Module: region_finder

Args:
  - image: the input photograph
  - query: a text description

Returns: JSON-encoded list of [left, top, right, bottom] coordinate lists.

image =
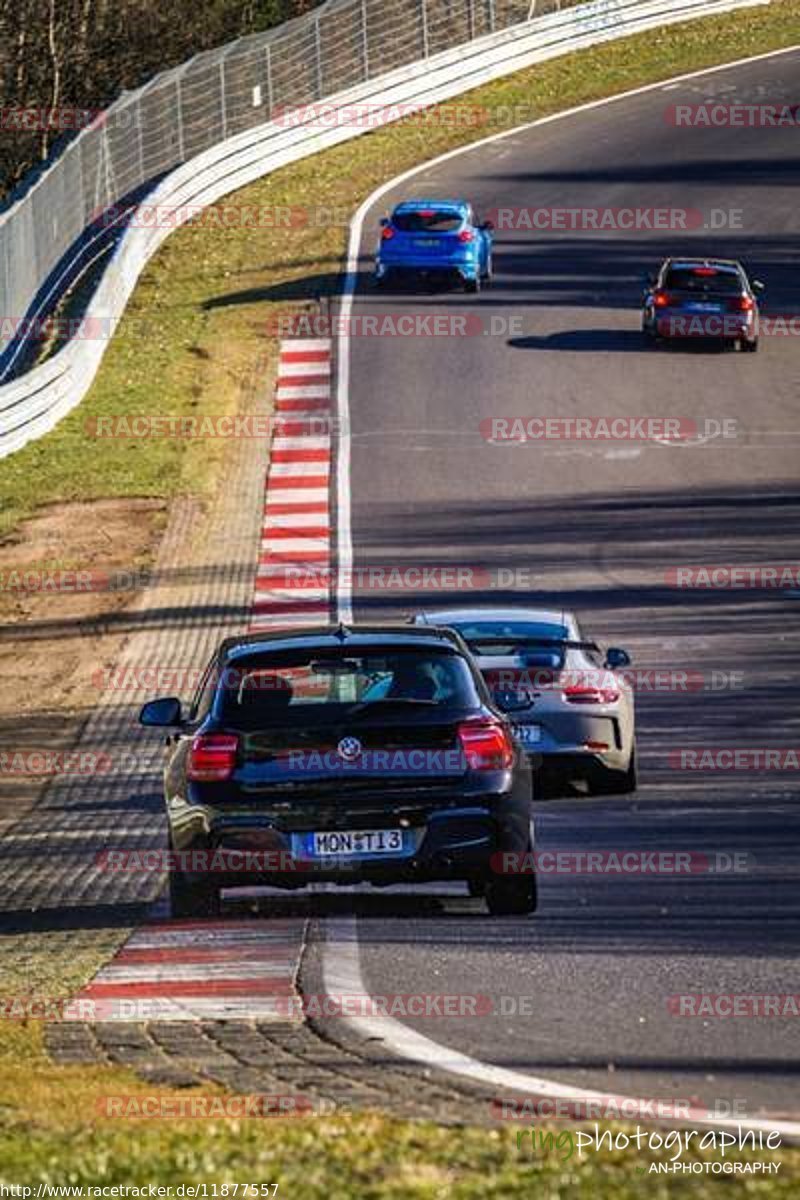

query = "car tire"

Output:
[[741, 337, 759, 353], [169, 870, 220, 919], [466, 878, 486, 898], [481, 254, 493, 284], [591, 746, 638, 796], [485, 870, 537, 916], [464, 276, 480, 294]]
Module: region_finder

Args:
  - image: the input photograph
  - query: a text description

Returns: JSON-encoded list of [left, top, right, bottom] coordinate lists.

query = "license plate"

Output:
[[414, 238, 438, 246], [308, 829, 404, 857], [514, 725, 541, 746], [686, 302, 720, 312]]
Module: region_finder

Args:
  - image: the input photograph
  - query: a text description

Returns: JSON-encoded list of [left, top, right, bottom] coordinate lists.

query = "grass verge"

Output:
[[0, 1020, 797, 1198]]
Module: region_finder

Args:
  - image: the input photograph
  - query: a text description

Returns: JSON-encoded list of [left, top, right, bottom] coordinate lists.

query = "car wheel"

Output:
[[481, 254, 493, 284], [466, 878, 486, 898], [464, 276, 480, 294], [740, 337, 759, 353], [373, 271, 389, 289], [169, 870, 220, 919], [485, 870, 537, 916], [591, 746, 638, 796]]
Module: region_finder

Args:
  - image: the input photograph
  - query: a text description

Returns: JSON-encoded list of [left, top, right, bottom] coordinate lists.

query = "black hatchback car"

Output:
[[140, 625, 536, 917], [642, 257, 764, 351]]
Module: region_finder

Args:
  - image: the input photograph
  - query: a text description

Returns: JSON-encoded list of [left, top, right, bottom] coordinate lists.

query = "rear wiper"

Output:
[[346, 698, 439, 716]]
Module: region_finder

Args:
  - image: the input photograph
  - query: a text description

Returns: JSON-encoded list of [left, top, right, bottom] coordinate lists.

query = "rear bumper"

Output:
[[376, 256, 478, 280], [168, 777, 532, 887], [533, 748, 625, 777]]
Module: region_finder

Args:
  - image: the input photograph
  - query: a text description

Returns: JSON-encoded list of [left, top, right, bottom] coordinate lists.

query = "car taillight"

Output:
[[457, 229, 474, 243], [693, 267, 717, 276], [187, 733, 239, 781], [563, 686, 620, 705], [653, 290, 671, 308], [458, 718, 514, 770], [728, 295, 754, 312], [381, 226, 395, 240]]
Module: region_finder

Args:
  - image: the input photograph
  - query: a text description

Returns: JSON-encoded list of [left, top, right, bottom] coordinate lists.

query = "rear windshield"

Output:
[[664, 267, 743, 294], [392, 210, 462, 233], [214, 646, 479, 728], [449, 621, 569, 667]]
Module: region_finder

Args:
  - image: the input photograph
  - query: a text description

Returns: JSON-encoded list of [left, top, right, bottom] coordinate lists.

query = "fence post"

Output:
[[361, 0, 370, 80], [315, 15, 323, 97], [265, 44, 273, 117], [176, 78, 185, 162], [468, 0, 475, 40], [488, 0, 495, 33], [220, 61, 228, 140], [421, 0, 429, 56]]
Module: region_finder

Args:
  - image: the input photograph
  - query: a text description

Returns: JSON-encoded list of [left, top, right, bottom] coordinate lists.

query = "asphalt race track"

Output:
[[330, 49, 800, 1120]]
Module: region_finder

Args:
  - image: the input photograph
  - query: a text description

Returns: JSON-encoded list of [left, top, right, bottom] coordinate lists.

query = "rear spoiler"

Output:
[[462, 636, 601, 655]]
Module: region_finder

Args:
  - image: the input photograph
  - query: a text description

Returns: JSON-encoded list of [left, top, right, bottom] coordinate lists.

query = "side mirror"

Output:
[[751, 279, 765, 294], [139, 696, 183, 727], [379, 217, 389, 227], [604, 647, 631, 670], [480, 220, 494, 232]]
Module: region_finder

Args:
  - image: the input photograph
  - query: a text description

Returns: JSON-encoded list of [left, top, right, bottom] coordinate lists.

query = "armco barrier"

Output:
[[0, 0, 770, 458]]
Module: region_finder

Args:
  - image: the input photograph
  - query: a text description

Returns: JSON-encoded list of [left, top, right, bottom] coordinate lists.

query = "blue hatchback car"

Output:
[[375, 198, 493, 293]]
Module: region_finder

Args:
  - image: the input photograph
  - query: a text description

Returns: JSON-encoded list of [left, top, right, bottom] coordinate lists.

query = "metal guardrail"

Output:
[[0, 0, 769, 457]]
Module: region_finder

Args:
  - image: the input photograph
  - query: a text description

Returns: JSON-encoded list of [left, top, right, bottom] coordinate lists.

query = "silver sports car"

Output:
[[413, 607, 637, 795]]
